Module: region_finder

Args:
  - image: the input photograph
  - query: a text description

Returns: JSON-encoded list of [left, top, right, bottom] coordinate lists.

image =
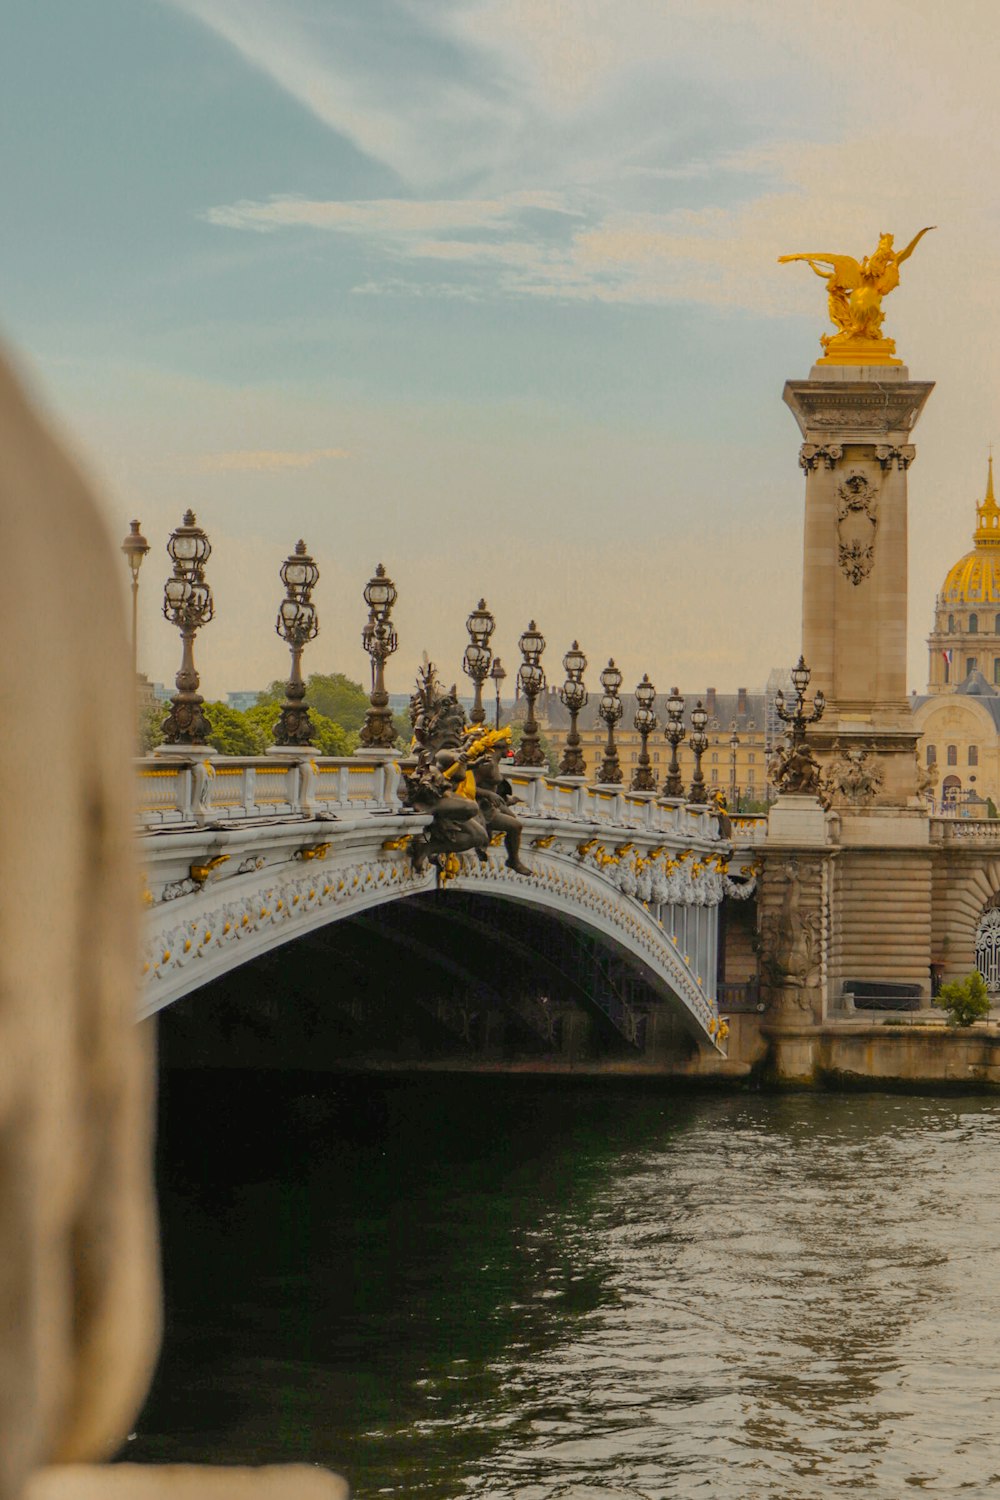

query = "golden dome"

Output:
[[940, 457, 1000, 604]]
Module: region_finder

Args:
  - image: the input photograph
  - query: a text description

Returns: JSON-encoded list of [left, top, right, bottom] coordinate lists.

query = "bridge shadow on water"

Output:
[[157, 890, 703, 1075], [127, 1064, 719, 1495]]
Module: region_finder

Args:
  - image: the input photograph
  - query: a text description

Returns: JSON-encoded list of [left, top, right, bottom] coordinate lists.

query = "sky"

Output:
[[5, 0, 1000, 700]]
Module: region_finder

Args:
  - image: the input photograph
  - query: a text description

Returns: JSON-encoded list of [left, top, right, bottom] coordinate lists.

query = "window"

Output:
[[747, 769, 755, 784], [967, 657, 978, 677], [653, 751, 659, 763], [748, 753, 756, 764], [995, 614, 1000, 634], [970, 614, 979, 634], [948, 613, 955, 632], [947, 745, 958, 766], [944, 658, 950, 684], [926, 744, 937, 765], [994, 658, 1000, 685], [969, 745, 979, 766], [711, 753, 718, 764]]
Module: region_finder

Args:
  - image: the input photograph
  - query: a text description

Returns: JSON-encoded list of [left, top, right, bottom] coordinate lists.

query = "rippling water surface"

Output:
[[131, 1075, 1000, 1496]]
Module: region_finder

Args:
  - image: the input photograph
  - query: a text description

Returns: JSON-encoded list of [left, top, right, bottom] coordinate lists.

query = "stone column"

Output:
[[783, 365, 933, 804]]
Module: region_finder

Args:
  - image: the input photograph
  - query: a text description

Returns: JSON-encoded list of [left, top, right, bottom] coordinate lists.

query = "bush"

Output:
[[934, 970, 991, 1027]]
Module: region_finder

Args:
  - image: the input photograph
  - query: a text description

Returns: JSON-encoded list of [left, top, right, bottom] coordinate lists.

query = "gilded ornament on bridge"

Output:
[[404, 660, 531, 878], [778, 226, 934, 366], [836, 470, 879, 585]]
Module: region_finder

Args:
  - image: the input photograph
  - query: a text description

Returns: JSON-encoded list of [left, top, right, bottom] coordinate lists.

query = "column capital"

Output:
[[875, 443, 916, 471], [799, 442, 843, 472]]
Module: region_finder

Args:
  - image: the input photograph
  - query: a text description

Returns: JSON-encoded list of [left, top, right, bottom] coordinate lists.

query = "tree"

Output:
[[934, 970, 991, 1027], [256, 673, 371, 733], [242, 700, 358, 757], [202, 701, 259, 757], [137, 703, 164, 755]]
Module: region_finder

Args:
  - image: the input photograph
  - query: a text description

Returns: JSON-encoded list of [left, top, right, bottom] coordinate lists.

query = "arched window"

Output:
[[926, 744, 937, 766], [948, 614, 955, 633], [969, 745, 979, 766], [947, 745, 958, 766], [970, 614, 979, 634], [942, 774, 962, 802]]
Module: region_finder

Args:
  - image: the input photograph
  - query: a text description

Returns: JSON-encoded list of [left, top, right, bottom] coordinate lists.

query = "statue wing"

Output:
[[894, 225, 936, 265], [778, 253, 863, 287]]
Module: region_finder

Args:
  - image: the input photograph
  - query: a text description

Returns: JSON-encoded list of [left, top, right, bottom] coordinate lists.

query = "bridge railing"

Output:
[[931, 817, 1000, 846], [135, 755, 725, 842], [135, 754, 402, 827]]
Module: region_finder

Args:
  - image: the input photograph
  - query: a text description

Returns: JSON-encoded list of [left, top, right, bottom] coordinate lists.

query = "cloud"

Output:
[[194, 447, 349, 472], [203, 189, 577, 234]]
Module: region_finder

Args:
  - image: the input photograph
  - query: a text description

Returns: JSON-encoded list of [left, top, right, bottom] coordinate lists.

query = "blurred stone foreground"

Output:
[[0, 348, 347, 1500]]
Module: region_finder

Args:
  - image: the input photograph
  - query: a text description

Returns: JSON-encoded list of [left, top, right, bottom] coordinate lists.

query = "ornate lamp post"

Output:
[[729, 726, 740, 810], [121, 519, 150, 678], [161, 509, 214, 746], [662, 687, 686, 798], [774, 654, 826, 747], [597, 659, 624, 784], [558, 641, 588, 777], [273, 540, 319, 747], [490, 657, 506, 730], [688, 699, 710, 804], [463, 598, 495, 724], [359, 563, 399, 750], [631, 674, 659, 791], [514, 621, 546, 766]]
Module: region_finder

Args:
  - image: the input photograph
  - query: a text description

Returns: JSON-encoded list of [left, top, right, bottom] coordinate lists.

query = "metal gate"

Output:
[[975, 907, 1000, 991]]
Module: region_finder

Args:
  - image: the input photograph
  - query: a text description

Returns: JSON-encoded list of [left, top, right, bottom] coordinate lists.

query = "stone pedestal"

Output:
[[783, 364, 933, 804]]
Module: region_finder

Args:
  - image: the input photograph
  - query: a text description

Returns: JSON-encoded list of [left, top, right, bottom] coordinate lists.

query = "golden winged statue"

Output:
[[779, 226, 935, 365]]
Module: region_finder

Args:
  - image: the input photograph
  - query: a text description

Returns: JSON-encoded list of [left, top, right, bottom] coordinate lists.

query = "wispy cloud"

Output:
[[203, 189, 577, 234], [194, 446, 349, 472]]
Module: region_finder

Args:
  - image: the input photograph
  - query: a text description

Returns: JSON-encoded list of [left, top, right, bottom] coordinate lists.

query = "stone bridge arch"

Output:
[[142, 831, 727, 1052]]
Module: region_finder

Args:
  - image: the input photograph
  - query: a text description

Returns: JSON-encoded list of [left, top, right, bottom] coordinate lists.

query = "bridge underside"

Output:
[[157, 892, 717, 1076]]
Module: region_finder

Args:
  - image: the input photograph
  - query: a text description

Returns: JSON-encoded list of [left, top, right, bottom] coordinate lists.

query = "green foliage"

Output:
[[137, 703, 164, 754], [203, 701, 260, 757], [256, 672, 370, 733], [988, 797, 999, 821], [934, 970, 991, 1027]]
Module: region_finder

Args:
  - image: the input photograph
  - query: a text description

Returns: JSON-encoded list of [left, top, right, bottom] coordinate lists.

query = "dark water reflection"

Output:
[[131, 1076, 1000, 1497]]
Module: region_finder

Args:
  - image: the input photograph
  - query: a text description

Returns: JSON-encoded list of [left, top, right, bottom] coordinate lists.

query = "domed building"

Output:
[[926, 456, 1000, 693], [912, 458, 1000, 812]]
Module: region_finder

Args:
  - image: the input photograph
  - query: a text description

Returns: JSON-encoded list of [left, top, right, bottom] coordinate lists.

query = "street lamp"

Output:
[[597, 659, 624, 785], [662, 687, 686, 798], [273, 540, 320, 747], [729, 725, 740, 811], [558, 641, 588, 777], [121, 519, 150, 678], [359, 563, 399, 750], [632, 674, 658, 791], [490, 657, 507, 729], [463, 598, 495, 724], [514, 620, 546, 767], [688, 699, 709, 804], [161, 509, 214, 746], [774, 654, 826, 747]]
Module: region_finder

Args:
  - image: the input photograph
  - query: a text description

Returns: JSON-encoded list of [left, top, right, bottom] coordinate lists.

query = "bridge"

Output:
[[137, 752, 761, 1058]]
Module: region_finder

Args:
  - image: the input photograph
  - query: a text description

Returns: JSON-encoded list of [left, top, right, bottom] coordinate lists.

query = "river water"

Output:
[[130, 1074, 1000, 1497]]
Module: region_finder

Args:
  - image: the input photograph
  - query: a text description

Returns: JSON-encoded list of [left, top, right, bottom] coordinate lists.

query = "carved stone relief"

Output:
[[836, 469, 880, 585], [799, 442, 843, 472]]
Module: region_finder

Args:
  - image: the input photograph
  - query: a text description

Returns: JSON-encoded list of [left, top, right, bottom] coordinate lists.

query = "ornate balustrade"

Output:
[[931, 818, 1000, 846], [134, 756, 722, 840]]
